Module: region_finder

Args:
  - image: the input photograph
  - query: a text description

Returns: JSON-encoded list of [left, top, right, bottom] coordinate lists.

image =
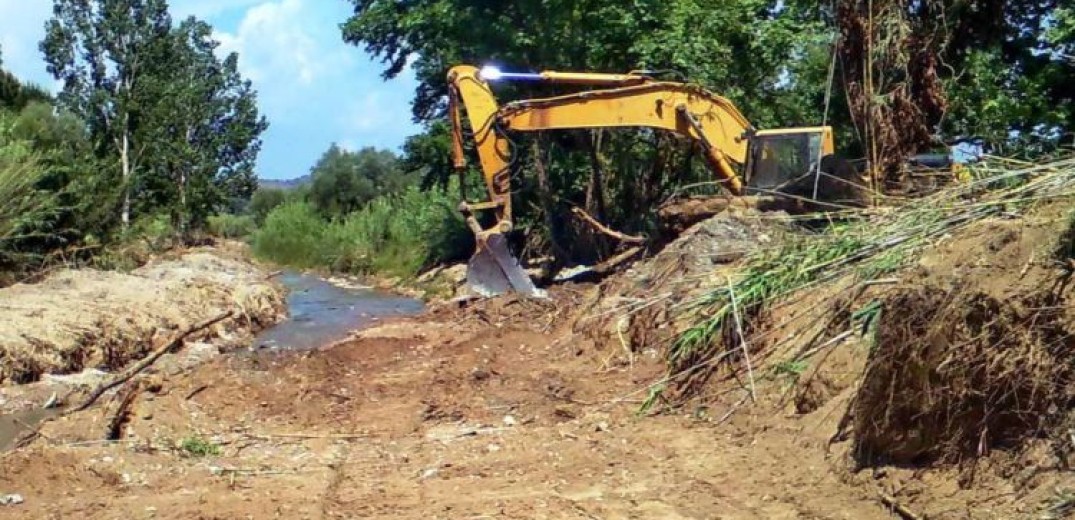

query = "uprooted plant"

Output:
[[847, 287, 1072, 465], [652, 155, 1075, 410]]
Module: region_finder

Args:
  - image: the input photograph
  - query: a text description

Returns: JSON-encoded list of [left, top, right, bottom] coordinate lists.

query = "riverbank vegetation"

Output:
[[0, 0, 266, 285], [248, 144, 471, 279]]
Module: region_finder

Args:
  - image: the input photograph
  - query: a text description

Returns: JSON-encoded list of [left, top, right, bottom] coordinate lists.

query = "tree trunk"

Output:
[[120, 127, 131, 229], [533, 138, 567, 278], [585, 131, 608, 223], [585, 131, 610, 257]]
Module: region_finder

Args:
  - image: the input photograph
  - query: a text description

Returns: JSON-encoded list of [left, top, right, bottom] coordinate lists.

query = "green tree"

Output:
[[140, 17, 267, 231], [250, 188, 287, 225], [42, 0, 174, 229], [41, 1, 266, 233], [308, 144, 408, 218], [0, 46, 52, 111]]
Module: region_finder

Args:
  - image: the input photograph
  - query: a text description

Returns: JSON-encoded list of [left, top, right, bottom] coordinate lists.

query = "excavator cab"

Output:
[[745, 127, 834, 193]]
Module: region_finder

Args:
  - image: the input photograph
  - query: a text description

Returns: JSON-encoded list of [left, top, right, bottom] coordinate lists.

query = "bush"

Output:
[[249, 188, 286, 225], [251, 201, 328, 268], [207, 213, 256, 239], [327, 186, 472, 278], [251, 186, 472, 279]]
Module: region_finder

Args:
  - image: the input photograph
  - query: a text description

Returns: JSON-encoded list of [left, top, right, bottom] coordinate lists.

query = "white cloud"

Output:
[[0, 0, 421, 179], [212, 0, 327, 88], [0, 0, 55, 86], [170, 0, 265, 21]]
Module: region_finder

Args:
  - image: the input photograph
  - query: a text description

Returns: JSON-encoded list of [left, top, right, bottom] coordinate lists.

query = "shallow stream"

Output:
[[253, 270, 425, 351]]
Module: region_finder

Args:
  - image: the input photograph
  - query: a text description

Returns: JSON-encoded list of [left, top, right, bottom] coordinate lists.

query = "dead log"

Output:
[[105, 380, 141, 440], [67, 311, 233, 415]]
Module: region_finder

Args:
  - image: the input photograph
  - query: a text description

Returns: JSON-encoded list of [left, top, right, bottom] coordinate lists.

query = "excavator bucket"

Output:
[[466, 233, 546, 298]]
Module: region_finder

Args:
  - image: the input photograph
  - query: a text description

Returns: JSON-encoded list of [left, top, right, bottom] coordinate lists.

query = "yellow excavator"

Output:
[[447, 64, 865, 297]]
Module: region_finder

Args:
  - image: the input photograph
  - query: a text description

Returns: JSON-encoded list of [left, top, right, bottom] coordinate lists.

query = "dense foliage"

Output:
[[308, 144, 413, 219], [342, 0, 1075, 268], [0, 1, 268, 279], [41, 0, 267, 232], [252, 185, 470, 278]]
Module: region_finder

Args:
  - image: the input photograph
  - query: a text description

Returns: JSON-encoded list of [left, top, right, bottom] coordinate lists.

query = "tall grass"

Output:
[[0, 118, 55, 265], [252, 186, 471, 279]]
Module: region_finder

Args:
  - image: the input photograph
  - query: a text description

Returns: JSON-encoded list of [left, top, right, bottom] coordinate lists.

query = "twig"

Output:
[[185, 384, 211, 401], [879, 492, 924, 520], [67, 311, 233, 415], [248, 433, 368, 441], [571, 207, 646, 244], [592, 246, 644, 275], [716, 391, 751, 425], [726, 276, 757, 403], [795, 329, 856, 362]]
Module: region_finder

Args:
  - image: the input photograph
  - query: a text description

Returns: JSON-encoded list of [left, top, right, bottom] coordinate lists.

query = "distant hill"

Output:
[[258, 175, 310, 191]]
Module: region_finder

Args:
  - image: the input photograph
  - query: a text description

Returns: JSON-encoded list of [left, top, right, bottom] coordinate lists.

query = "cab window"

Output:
[[747, 133, 823, 190]]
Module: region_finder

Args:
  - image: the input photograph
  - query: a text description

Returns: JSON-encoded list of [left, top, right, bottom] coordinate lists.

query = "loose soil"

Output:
[[2, 205, 1074, 519]]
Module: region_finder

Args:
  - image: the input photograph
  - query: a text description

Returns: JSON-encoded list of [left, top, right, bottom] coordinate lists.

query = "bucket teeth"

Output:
[[466, 233, 546, 298]]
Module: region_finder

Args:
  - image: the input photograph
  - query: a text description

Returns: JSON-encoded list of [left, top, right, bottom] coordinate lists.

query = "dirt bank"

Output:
[[0, 246, 286, 393]]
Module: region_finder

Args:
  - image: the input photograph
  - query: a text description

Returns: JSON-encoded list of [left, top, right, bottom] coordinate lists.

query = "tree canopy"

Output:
[[42, 0, 267, 231]]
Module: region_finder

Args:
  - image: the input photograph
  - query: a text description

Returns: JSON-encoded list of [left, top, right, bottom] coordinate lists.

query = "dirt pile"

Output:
[[853, 286, 1072, 465], [0, 250, 285, 386], [836, 201, 1075, 467], [574, 207, 794, 355]]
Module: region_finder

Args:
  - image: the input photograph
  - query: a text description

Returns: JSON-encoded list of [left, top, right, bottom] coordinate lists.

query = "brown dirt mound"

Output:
[[575, 208, 794, 357], [0, 250, 285, 386], [850, 284, 1073, 465]]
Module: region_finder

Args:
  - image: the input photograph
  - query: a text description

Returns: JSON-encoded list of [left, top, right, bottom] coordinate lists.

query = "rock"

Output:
[[503, 415, 517, 427], [595, 421, 610, 432], [0, 494, 23, 506]]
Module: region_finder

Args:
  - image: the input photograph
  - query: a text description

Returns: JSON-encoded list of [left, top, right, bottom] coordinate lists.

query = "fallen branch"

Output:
[[248, 433, 368, 441], [592, 246, 644, 275], [879, 492, 924, 520], [571, 207, 646, 244], [67, 311, 233, 415], [105, 381, 141, 440], [185, 384, 211, 401]]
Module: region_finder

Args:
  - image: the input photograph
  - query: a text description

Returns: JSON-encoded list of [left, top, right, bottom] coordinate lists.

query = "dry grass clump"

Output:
[[850, 286, 1072, 465]]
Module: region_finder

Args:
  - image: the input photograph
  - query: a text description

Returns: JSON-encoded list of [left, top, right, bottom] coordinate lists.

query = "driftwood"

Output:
[[67, 311, 234, 415], [592, 247, 644, 276], [106, 381, 141, 440], [657, 196, 781, 235], [879, 492, 924, 520], [571, 207, 646, 244]]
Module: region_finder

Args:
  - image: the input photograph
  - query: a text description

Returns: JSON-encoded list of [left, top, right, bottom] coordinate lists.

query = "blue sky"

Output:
[[0, 0, 422, 180]]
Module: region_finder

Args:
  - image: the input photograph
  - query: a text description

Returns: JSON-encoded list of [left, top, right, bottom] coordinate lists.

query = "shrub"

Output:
[[328, 185, 472, 278], [251, 186, 471, 279], [251, 201, 328, 268], [207, 213, 256, 239]]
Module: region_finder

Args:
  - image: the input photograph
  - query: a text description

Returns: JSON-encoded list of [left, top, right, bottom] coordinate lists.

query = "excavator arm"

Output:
[[448, 65, 755, 222]]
